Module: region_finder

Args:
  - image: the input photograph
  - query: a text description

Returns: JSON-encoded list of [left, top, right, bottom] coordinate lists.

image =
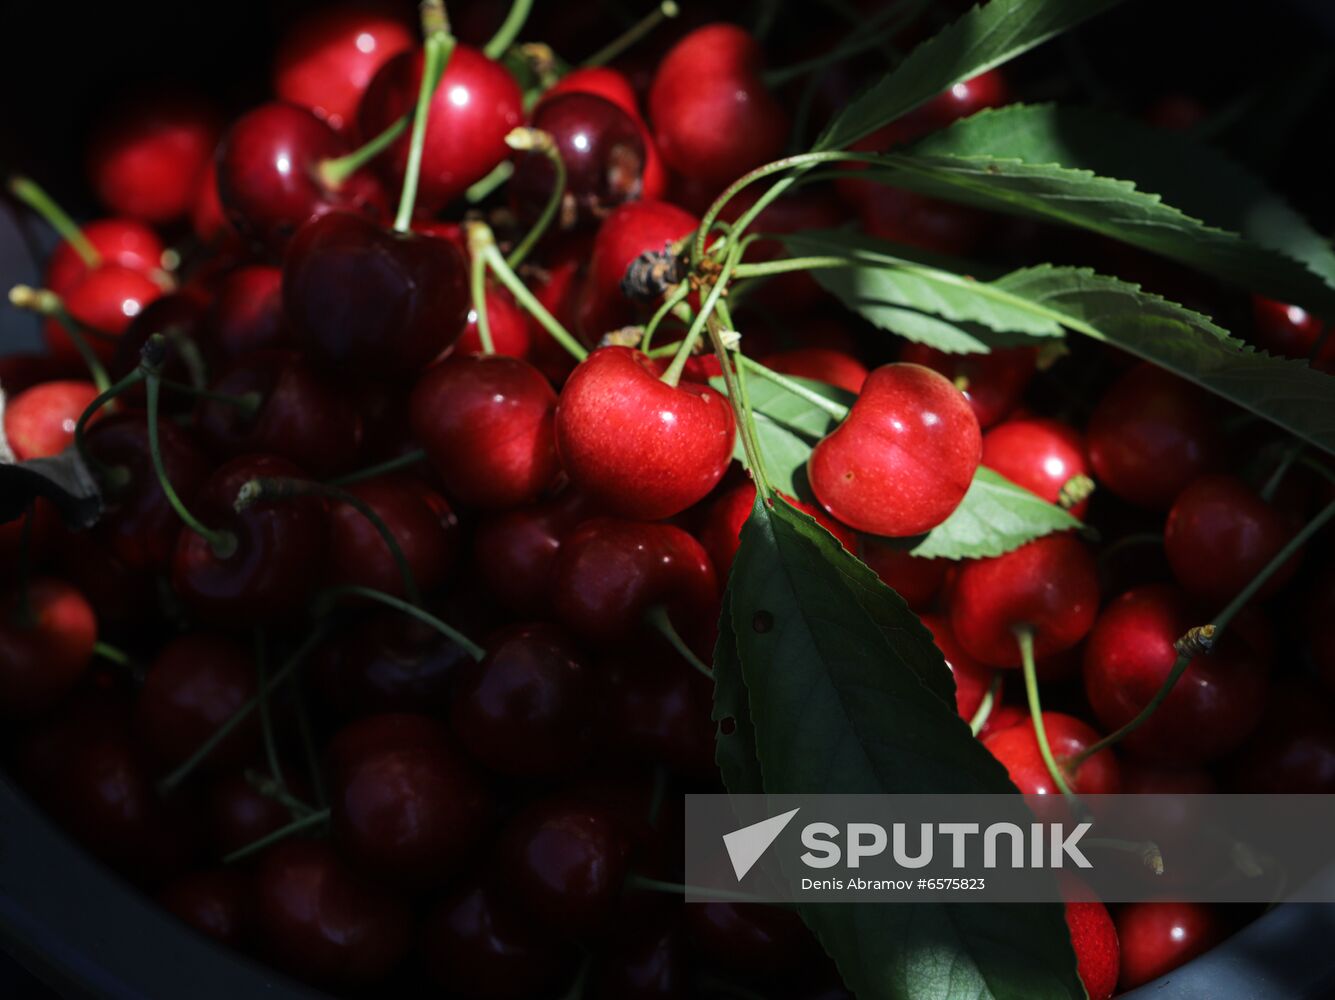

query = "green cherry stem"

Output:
[[734, 353, 850, 420], [581, 1, 679, 68], [645, 605, 712, 679], [311, 585, 485, 660], [1015, 625, 1078, 804], [73, 368, 145, 472], [1259, 441, 1303, 503], [244, 769, 316, 819], [715, 300, 762, 460], [253, 629, 289, 798], [394, 0, 456, 233], [466, 223, 496, 354], [483, 0, 533, 59], [707, 315, 772, 499], [503, 127, 565, 269], [8, 285, 111, 392], [640, 282, 691, 353], [157, 377, 262, 416], [969, 673, 1003, 737], [625, 874, 765, 904], [223, 809, 331, 865], [326, 448, 427, 487], [92, 640, 133, 667], [466, 160, 514, 203], [661, 244, 742, 387], [7, 176, 100, 268], [318, 115, 409, 189], [475, 222, 588, 361]]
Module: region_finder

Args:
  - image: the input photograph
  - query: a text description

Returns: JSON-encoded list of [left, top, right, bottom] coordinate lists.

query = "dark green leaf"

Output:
[[712, 580, 765, 795], [909, 467, 1082, 560]]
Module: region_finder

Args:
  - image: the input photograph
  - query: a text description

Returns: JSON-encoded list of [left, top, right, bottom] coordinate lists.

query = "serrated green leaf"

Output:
[[814, 0, 1124, 153], [908, 467, 1081, 559], [730, 498, 1082, 1000]]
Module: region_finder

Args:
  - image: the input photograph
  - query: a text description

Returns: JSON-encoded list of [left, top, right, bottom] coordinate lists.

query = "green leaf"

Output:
[[908, 467, 1082, 559], [712, 582, 764, 795], [814, 0, 1124, 153], [729, 497, 1082, 1000]]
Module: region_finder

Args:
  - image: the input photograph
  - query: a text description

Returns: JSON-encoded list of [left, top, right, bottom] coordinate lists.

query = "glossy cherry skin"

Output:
[[1083, 584, 1267, 765], [809, 363, 981, 537], [329, 475, 456, 599], [546, 66, 668, 200], [255, 838, 413, 988], [497, 797, 631, 936], [134, 633, 260, 773], [45, 218, 164, 297], [512, 93, 646, 227], [204, 265, 286, 358], [982, 417, 1091, 519], [283, 211, 470, 378], [87, 96, 219, 223], [950, 534, 1099, 668], [686, 902, 819, 977], [450, 623, 592, 777], [556, 347, 735, 520], [47, 265, 165, 365], [158, 869, 252, 949], [1230, 680, 1335, 793], [0, 578, 96, 720], [273, 3, 413, 133], [648, 24, 788, 188], [984, 712, 1120, 795], [762, 347, 868, 395], [421, 878, 578, 998], [1163, 474, 1299, 604], [358, 44, 524, 213], [858, 539, 947, 611], [920, 613, 994, 722], [1086, 363, 1220, 508], [1251, 295, 1329, 361], [328, 713, 490, 885], [1115, 901, 1221, 990], [1066, 900, 1119, 1000], [898, 343, 1036, 429], [215, 102, 386, 254], [455, 285, 532, 358], [699, 481, 856, 579], [208, 771, 296, 857], [411, 353, 562, 508], [171, 454, 328, 624], [84, 411, 211, 572], [3, 380, 98, 460], [472, 489, 599, 616]]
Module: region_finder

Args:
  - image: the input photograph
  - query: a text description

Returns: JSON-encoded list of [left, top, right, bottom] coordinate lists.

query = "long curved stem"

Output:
[[646, 605, 712, 679], [483, 0, 533, 59], [394, 1, 456, 232], [581, 1, 679, 68], [9, 285, 111, 392], [504, 127, 565, 268], [312, 585, 485, 661], [318, 116, 409, 188], [708, 316, 772, 499], [467, 228, 495, 354], [223, 809, 330, 865], [969, 673, 1003, 737], [253, 629, 288, 798], [734, 353, 850, 420], [477, 227, 588, 361], [7, 177, 99, 267], [641, 283, 691, 353], [1016, 625, 1077, 803]]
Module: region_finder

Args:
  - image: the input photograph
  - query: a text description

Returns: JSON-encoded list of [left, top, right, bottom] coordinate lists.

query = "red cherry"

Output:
[[106, 294, 212, 411], [55, 534, 155, 630], [204, 265, 287, 358], [599, 642, 716, 777], [1251, 295, 1328, 361], [858, 539, 947, 610], [1086, 363, 1220, 508], [528, 249, 585, 383], [456, 285, 532, 358], [761, 347, 868, 395], [648, 24, 788, 189], [328, 475, 456, 598], [410, 353, 561, 509], [0, 578, 96, 720], [1082, 584, 1268, 765], [685, 901, 819, 978], [984, 711, 1120, 794], [358, 44, 523, 214], [1115, 901, 1222, 990], [898, 344, 1036, 429], [981, 417, 1091, 518], [192, 160, 235, 245], [547, 66, 668, 200], [87, 96, 220, 223], [1163, 474, 1300, 604], [472, 489, 600, 616], [860, 188, 991, 256], [949, 534, 1099, 667], [698, 480, 856, 579], [1065, 900, 1119, 1000], [45, 218, 164, 297], [207, 770, 296, 857], [556, 346, 736, 520], [2, 380, 98, 460], [592, 912, 685, 1000], [47, 265, 164, 365], [255, 838, 413, 988], [1230, 680, 1335, 793], [273, 3, 414, 133], [920, 613, 994, 722], [1118, 760, 1216, 794], [215, 102, 387, 253], [328, 713, 490, 885], [809, 363, 981, 537], [158, 869, 252, 949]]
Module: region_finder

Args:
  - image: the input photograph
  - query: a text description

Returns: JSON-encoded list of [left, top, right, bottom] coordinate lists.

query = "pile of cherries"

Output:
[[2, 2, 1333, 999]]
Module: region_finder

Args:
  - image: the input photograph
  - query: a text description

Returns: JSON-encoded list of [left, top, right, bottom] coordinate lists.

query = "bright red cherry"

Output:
[[920, 613, 994, 722], [982, 417, 1092, 519], [761, 347, 868, 394], [3, 380, 98, 460], [158, 869, 252, 949], [898, 344, 1036, 429], [328, 475, 455, 599], [1251, 295, 1328, 361], [87, 96, 220, 223], [204, 265, 287, 358], [1115, 901, 1222, 990], [1086, 363, 1220, 508], [546, 66, 668, 200], [358, 44, 523, 214], [273, 3, 414, 133], [455, 285, 532, 358], [1163, 474, 1300, 604], [0, 578, 96, 720], [648, 24, 788, 189], [45, 218, 164, 297], [411, 353, 562, 509], [556, 346, 735, 520], [949, 534, 1099, 668], [1083, 584, 1268, 765], [472, 489, 599, 616], [1065, 900, 1119, 1000], [46, 265, 164, 365], [698, 481, 856, 579], [809, 363, 981, 537], [858, 539, 947, 611], [984, 712, 1120, 795]]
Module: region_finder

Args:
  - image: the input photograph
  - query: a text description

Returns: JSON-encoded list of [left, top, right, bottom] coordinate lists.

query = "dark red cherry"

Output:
[[45, 218, 164, 297], [1083, 584, 1268, 765], [699, 480, 856, 579], [1065, 900, 1119, 1000], [255, 838, 413, 988], [685, 902, 819, 978], [205, 265, 287, 358], [1086, 363, 1220, 508], [171, 454, 329, 624], [546, 66, 668, 200], [761, 347, 868, 394], [451, 623, 591, 777], [600, 642, 716, 777], [328, 475, 456, 599], [862, 188, 991, 256], [1251, 295, 1329, 361], [158, 869, 252, 949], [106, 293, 212, 412], [328, 713, 490, 885], [207, 770, 296, 857], [719, 189, 846, 310], [2, 380, 99, 460], [898, 343, 1036, 429], [982, 417, 1091, 518], [592, 913, 685, 1000], [193, 159, 235, 246], [283, 211, 470, 378], [556, 346, 735, 520], [456, 285, 532, 358], [920, 614, 994, 722], [983, 711, 1120, 795], [410, 353, 561, 509], [358, 44, 523, 214], [648, 24, 788, 189], [472, 489, 599, 616], [273, 3, 414, 133], [1230, 680, 1335, 793], [950, 534, 1099, 668], [1115, 901, 1221, 990], [0, 578, 96, 720], [46, 265, 164, 365], [858, 539, 947, 611], [1163, 474, 1300, 604], [215, 102, 386, 253], [809, 363, 981, 537], [55, 534, 156, 630]]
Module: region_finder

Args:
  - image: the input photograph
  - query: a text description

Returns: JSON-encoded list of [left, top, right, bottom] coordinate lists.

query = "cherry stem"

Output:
[[290, 675, 328, 810], [708, 315, 773, 499], [73, 368, 145, 475], [1071, 497, 1335, 768], [476, 224, 588, 361], [92, 640, 132, 667], [222, 808, 331, 865], [8, 285, 111, 392], [625, 873, 763, 904], [662, 244, 742, 387], [646, 605, 712, 679], [235, 476, 422, 607], [715, 300, 763, 469], [159, 626, 330, 794], [503, 127, 565, 268], [312, 585, 485, 660], [318, 116, 409, 189], [969, 673, 1003, 737], [327, 448, 427, 487], [1259, 441, 1303, 503], [157, 377, 262, 417], [581, 1, 679, 68], [1085, 837, 1164, 876], [7, 176, 100, 268], [466, 160, 514, 203], [1015, 625, 1078, 804], [253, 629, 289, 800], [735, 353, 851, 421], [465, 223, 496, 354], [483, 0, 533, 59], [244, 768, 316, 820], [1057, 474, 1095, 512], [394, 0, 456, 233], [640, 283, 691, 353]]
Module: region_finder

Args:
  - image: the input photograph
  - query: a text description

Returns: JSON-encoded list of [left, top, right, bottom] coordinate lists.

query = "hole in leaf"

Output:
[[720, 717, 736, 735], [752, 610, 773, 633]]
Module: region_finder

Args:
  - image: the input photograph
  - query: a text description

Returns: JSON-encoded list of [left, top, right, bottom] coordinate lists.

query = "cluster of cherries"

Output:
[[2, 2, 1333, 998]]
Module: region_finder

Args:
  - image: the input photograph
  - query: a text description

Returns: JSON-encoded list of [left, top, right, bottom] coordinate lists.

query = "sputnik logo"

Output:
[[723, 808, 800, 881]]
